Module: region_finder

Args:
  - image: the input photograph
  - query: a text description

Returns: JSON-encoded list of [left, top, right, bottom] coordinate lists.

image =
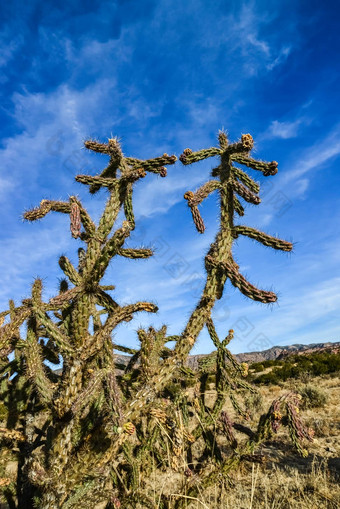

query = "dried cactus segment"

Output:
[[231, 178, 261, 205], [220, 411, 237, 449], [190, 205, 205, 233], [69, 198, 81, 239]]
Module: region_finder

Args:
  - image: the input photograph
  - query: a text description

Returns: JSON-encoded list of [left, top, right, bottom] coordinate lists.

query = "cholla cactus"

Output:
[[0, 132, 312, 509]]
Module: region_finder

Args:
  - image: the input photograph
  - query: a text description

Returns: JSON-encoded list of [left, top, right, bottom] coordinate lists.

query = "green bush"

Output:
[[245, 392, 263, 415], [298, 384, 327, 409], [252, 363, 265, 373], [254, 351, 340, 384]]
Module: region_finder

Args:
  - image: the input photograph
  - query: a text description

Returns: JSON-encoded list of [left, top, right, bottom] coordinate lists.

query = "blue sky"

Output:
[[1, 0, 340, 355]]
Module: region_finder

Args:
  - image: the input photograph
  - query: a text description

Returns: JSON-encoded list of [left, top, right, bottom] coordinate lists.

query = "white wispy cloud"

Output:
[[268, 119, 303, 139], [0, 29, 23, 69], [283, 124, 340, 183], [223, 2, 292, 75]]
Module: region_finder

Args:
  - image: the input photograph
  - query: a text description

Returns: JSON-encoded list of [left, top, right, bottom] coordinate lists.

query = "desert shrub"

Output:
[[298, 384, 328, 409], [244, 391, 263, 416], [254, 352, 340, 385], [252, 363, 265, 373]]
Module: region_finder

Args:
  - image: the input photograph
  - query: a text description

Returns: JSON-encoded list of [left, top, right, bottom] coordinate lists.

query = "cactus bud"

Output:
[[241, 133, 254, 150], [159, 166, 167, 177], [123, 422, 136, 435]]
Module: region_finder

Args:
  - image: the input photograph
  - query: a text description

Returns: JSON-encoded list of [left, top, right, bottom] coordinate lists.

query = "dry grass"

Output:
[[155, 375, 340, 508]]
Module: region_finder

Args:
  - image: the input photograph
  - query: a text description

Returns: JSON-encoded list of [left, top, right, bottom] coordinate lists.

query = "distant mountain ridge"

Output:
[[184, 341, 340, 370], [54, 341, 340, 375], [234, 341, 340, 363]]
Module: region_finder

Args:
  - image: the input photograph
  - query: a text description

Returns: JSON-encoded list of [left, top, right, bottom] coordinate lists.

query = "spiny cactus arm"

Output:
[[183, 181, 221, 233], [84, 138, 122, 157], [123, 184, 134, 228], [230, 178, 261, 205], [205, 316, 221, 349], [90, 222, 133, 281], [125, 153, 177, 175], [232, 225, 293, 252], [184, 180, 221, 207], [231, 167, 260, 194], [85, 138, 175, 193], [206, 255, 277, 303], [23, 199, 71, 221], [114, 344, 138, 354], [184, 199, 205, 233], [23, 196, 95, 242], [229, 391, 249, 419], [76, 168, 146, 188], [236, 378, 257, 393], [83, 302, 158, 359], [117, 247, 153, 259], [102, 301, 158, 330], [96, 185, 121, 239], [91, 173, 136, 247], [179, 147, 222, 165], [0, 356, 17, 378], [138, 327, 166, 381], [70, 368, 108, 416], [179, 134, 253, 166], [206, 319, 242, 374], [40, 338, 60, 365], [0, 306, 30, 356], [104, 370, 125, 426], [32, 306, 74, 354], [94, 289, 120, 314], [233, 196, 245, 216], [123, 350, 140, 374], [100, 284, 115, 291], [49, 286, 82, 308], [75, 174, 118, 187], [25, 318, 54, 405], [82, 138, 123, 197], [231, 154, 278, 176], [0, 309, 9, 322], [58, 256, 82, 286]]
